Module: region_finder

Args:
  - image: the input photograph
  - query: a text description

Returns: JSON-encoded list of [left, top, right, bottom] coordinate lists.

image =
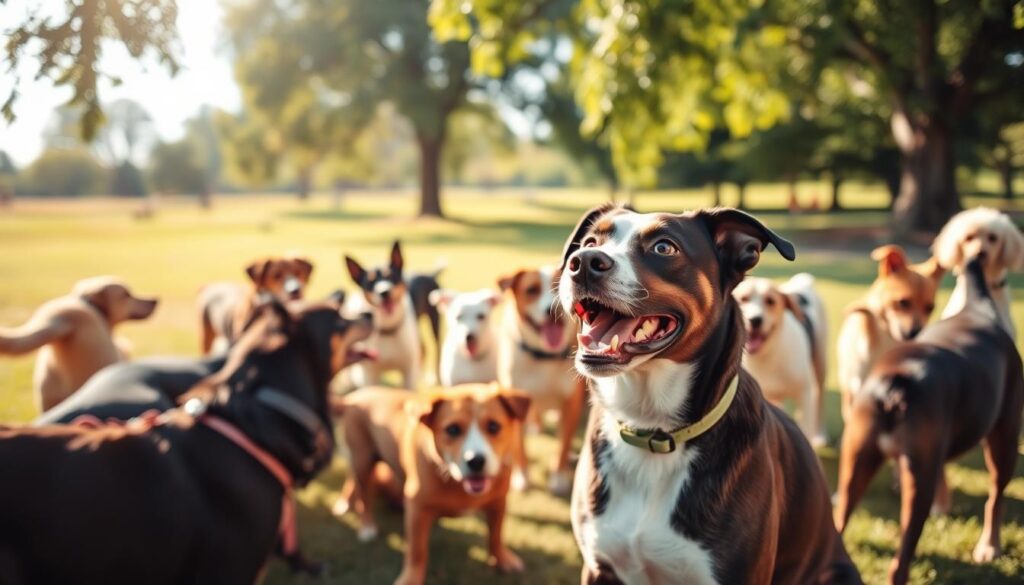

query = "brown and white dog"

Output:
[[734, 273, 827, 446], [497, 265, 586, 495], [834, 256, 1022, 585], [933, 207, 1024, 338], [333, 383, 531, 585], [559, 205, 861, 584], [836, 245, 943, 422], [344, 242, 422, 389], [198, 255, 313, 354], [0, 276, 158, 413]]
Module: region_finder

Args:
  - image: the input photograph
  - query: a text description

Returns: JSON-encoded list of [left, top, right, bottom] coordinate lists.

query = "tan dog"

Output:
[[836, 245, 943, 422], [0, 276, 158, 412], [933, 207, 1024, 338], [496, 265, 586, 495], [734, 273, 827, 446], [333, 384, 531, 585], [198, 255, 313, 354]]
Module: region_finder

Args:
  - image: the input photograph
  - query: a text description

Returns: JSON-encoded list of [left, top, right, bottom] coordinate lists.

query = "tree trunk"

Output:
[[711, 181, 722, 207], [199, 184, 212, 210], [998, 161, 1014, 200], [830, 176, 843, 211], [296, 168, 313, 201], [891, 118, 961, 236], [417, 133, 444, 218]]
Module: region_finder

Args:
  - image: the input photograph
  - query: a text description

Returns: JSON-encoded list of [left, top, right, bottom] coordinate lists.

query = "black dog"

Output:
[[0, 302, 371, 585]]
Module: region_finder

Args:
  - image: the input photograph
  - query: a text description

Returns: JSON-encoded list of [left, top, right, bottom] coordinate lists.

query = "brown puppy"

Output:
[[834, 256, 1022, 585], [198, 255, 313, 354], [836, 245, 943, 422], [334, 383, 531, 585], [0, 276, 158, 412], [559, 205, 861, 584]]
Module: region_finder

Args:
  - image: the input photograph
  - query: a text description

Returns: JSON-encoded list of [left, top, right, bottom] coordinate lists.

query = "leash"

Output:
[[69, 396, 307, 555], [518, 340, 573, 361], [617, 375, 739, 454]]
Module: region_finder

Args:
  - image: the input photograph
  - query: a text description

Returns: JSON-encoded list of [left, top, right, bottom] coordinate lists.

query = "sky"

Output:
[[0, 0, 241, 167]]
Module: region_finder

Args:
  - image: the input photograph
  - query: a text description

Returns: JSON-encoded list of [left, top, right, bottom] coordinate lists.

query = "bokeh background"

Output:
[[1, 1, 1023, 583]]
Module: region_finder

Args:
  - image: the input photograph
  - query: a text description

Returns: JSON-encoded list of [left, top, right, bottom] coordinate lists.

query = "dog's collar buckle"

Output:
[[617, 374, 740, 454]]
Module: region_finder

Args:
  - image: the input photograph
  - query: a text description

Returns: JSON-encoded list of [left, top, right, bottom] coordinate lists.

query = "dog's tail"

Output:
[[426, 257, 447, 280]]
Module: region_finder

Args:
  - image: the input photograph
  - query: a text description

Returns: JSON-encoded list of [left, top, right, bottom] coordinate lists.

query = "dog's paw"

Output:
[[548, 470, 573, 497], [973, 541, 1000, 563], [357, 525, 379, 542], [490, 548, 525, 573], [332, 497, 351, 518], [511, 469, 530, 492], [929, 500, 951, 517]]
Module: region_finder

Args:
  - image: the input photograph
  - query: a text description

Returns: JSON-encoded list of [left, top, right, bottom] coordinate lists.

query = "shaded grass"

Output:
[[0, 186, 1022, 584]]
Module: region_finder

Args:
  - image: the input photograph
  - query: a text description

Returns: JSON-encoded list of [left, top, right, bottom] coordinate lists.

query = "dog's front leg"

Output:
[[394, 503, 434, 585], [973, 424, 1019, 563], [485, 498, 524, 573], [551, 379, 586, 496], [804, 377, 826, 448]]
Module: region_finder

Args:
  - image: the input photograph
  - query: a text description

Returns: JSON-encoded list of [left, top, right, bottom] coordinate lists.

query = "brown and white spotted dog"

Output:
[[558, 204, 861, 585]]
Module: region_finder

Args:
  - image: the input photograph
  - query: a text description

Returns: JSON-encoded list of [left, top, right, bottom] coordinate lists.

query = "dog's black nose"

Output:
[[569, 250, 614, 279], [466, 333, 477, 344], [749, 316, 763, 330], [465, 453, 486, 473], [907, 325, 922, 338], [977, 250, 989, 261]]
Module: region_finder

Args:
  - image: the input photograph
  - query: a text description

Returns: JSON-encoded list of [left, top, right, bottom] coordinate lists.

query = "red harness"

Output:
[[71, 411, 298, 554]]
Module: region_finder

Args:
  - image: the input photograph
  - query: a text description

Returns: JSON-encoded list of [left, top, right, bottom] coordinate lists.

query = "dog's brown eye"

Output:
[[485, 420, 502, 435], [988, 234, 998, 243], [965, 234, 975, 242], [765, 297, 776, 307], [925, 304, 935, 313], [526, 285, 541, 296], [445, 423, 462, 438], [477, 313, 486, 321], [653, 240, 678, 256], [897, 299, 912, 310]]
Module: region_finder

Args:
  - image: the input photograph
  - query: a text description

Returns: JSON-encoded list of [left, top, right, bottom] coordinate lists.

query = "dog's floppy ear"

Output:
[[408, 394, 445, 427], [870, 245, 908, 277], [699, 208, 795, 289], [561, 202, 623, 269], [344, 255, 366, 285], [428, 289, 455, 309], [497, 270, 526, 292], [390, 241, 404, 274], [293, 257, 314, 281], [997, 214, 1024, 270], [781, 292, 808, 324], [495, 387, 532, 421], [245, 259, 272, 286], [932, 214, 965, 271]]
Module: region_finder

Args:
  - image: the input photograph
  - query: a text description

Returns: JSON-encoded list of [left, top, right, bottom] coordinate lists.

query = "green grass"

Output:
[[0, 185, 1022, 584]]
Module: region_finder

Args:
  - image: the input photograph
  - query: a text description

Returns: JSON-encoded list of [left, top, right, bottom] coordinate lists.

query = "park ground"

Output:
[[0, 184, 1022, 584]]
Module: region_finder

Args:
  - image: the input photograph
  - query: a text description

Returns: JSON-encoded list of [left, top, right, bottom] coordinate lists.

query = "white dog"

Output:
[[430, 288, 502, 387], [933, 207, 1024, 338], [733, 273, 827, 446]]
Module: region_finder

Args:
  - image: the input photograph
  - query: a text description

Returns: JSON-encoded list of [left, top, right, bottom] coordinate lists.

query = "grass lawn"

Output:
[[0, 185, 1022, 584]]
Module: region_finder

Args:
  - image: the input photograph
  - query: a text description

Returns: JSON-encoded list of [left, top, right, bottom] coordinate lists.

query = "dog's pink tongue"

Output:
[[745, 333, 765, 354], [541, 321, 564, 350]]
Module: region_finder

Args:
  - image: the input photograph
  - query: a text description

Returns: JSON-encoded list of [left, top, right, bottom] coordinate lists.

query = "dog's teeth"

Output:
[[610, 335, 619, 352], [634, 328, 649, 342], [643, 319, 657, 334]]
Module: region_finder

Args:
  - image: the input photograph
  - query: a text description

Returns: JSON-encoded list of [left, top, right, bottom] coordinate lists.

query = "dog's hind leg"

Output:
[[973, 419, 1021, 562], [833, 411, 884, 533], [888, 453, 942, 585]]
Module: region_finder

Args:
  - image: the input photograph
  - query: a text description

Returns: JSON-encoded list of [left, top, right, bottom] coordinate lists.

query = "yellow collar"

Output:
[[617, 374, 739, 454]]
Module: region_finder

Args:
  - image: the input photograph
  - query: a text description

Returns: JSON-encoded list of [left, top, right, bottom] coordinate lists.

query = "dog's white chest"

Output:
[[584, 445, 718, 585]]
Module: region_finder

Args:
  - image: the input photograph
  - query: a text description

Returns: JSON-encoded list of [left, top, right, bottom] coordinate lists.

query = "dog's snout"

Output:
[[465, 452, 486, 473], [359, 311, 374, 324], [748, 316, 763, 330], [569, 250, 614, 280], [465, 333, 477, 344], [907, 325, 922, 339]]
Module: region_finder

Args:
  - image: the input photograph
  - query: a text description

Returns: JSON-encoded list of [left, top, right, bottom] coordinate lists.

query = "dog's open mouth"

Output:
[[745, 329, 767, 354], [346, 345, 378, 364], [462, 475, 492, 495], [573, 298, 680, 363]]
